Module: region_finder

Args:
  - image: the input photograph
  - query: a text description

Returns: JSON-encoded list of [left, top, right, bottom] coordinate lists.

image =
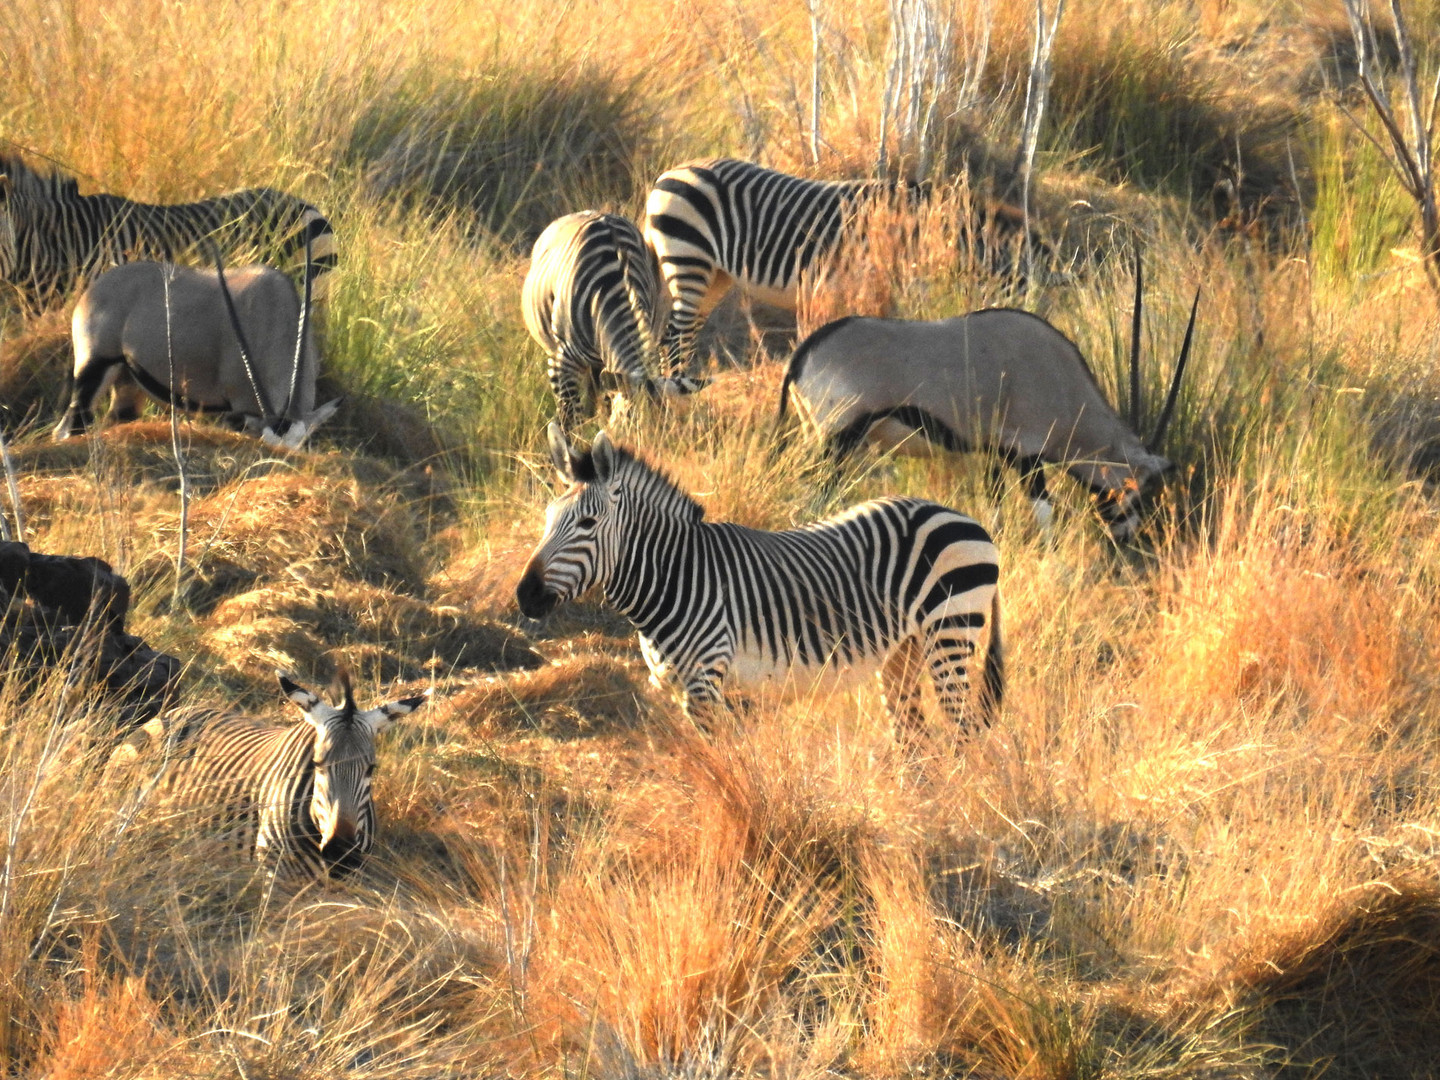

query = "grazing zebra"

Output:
[[108, 671, 426, 878], [643, 158, 1030, 368], [0, 154, 336, 313], [516, 424, 1003, 736], [523, 210, 707, 430]]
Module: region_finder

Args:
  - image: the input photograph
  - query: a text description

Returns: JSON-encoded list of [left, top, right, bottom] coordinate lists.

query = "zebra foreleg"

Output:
[[548, 348, 595, 431], [680, 668, 729, 732]]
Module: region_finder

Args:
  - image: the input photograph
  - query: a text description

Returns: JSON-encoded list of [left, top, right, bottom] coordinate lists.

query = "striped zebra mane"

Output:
[[0, 155, 79, 200], [575, 439, 704, 524]]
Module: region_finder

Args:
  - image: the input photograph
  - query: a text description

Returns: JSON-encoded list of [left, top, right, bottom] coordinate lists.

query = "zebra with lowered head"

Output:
[[0, 154, 336, 313], [643, 157, 1031, 369], [523, 210, 707, 430], [108, 671, 426, 878], [517, 424, 1003, 737]]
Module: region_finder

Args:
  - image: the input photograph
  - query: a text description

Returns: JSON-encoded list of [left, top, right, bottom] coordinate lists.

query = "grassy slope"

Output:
[[3, 0, 1440, 1076]]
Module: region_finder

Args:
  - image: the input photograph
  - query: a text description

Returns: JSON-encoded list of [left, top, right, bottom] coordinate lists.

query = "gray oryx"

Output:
[[523, 210, 707, 430], [778, 264, 1198, 542], [54, 241, 339, 447], [107, 670, 427, 879], [518, 424, 1002, 737]]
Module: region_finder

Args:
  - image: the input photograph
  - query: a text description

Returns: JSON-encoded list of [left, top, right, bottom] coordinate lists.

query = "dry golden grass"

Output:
[[5, 0, 1440, 1076]]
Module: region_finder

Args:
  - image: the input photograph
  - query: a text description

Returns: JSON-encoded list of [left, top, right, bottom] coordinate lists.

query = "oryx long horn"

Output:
[[284, 229, 314, 422], [1149, 286, 1201, 451], [212, 242, 278, 426], [1129, 246, 1143, 430]]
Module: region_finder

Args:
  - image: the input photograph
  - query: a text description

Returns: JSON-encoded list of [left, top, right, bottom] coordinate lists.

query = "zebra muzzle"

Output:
[[516, 564, 559, 618]]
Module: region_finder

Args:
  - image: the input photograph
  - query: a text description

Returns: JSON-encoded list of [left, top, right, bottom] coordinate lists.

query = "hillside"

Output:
[[3, 1, 1440, 1077]]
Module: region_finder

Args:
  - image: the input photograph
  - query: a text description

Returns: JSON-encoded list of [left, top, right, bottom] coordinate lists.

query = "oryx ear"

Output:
[[547, 421, 574, 481], [592, 430, 618, 480], [361, 689, 430, 737], [278, 672, 321, 712]]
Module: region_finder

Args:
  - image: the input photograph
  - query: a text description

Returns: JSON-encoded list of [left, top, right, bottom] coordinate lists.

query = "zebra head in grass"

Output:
[[517, 422, 699, 618], [281, 669, 427, 871]]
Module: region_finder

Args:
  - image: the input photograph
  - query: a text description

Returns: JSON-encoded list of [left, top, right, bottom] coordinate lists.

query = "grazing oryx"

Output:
[[523, 210, 707, 430], [108, 671, 427, 879], [643, 158, 1032, 368], [517, 425, 1003, 737], [53, 247, 339, 447], [777, 270, 1198, 542], [0, 154, 335, 314]]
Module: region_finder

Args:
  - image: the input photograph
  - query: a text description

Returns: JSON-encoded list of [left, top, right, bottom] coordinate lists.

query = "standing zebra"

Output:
[[643, 158, 1030, 369], [0, 155, 336, 313], [523, 210, 707, 430], [108, 671, 426, 878], [517, 424, 1003, 736]]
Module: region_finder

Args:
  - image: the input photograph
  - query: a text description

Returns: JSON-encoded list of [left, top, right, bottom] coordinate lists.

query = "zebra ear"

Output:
[[592, 430, 617, 480], [547, 421, 574, 481], [361, 689, 430, 736], [278, 672, 321, 712]]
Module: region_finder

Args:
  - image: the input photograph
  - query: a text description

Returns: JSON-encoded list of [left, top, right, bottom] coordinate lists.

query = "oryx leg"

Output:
[[825, 412, 877, 467], [991, 449, 1053, 533], [54, 354, 127, 439], [107, 368, 147, 424], [880, 636, 926, 741]]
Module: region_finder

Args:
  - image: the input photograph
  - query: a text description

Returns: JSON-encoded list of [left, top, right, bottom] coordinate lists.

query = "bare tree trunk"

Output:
[[1341, 0, 1440, 294], [1017, 0, 1065, 284], [0, 425, 20, 544], [0, 328, 22, 543], [161, 264, 190, 609], [807, 0, 824, 165]]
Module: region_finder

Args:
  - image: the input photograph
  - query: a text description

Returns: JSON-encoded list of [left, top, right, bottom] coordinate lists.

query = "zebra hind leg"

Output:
[[880, 636, 927, 742], [923, 620, 986, 737]]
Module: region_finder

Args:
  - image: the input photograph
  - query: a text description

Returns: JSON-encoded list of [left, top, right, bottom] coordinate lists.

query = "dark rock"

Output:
[[0, 542, 178, 728]]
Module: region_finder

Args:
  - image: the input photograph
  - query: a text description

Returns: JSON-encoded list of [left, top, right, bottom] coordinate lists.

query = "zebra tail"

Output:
[[979, 590, 1004, 726]]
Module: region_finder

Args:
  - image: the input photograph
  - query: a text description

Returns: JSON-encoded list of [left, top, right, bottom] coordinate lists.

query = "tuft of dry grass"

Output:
[[6, 0, 1440, 1076]]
